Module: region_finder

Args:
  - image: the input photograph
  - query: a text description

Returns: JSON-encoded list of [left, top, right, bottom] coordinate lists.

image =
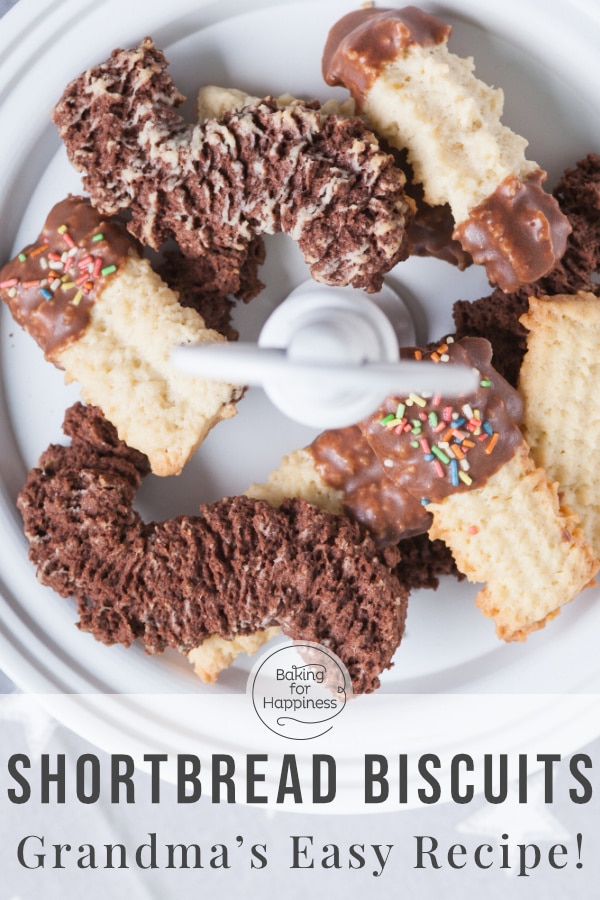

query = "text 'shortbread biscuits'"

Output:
[[323, 6, 571, 291], [0, 197, 241, 476]]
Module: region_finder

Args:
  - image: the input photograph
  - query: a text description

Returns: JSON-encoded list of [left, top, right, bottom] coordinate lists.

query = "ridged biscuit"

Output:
[[188, 450, 342, 683], [58, 253, 241, 476], [53, 38, 414, 295], [0, 196, 241, 476], [427, 443, 599, 640], [323, 7, 570, 291], [19, 404, 408, 695], [246, 335, 600, 643], [519, 292, 600, 555]]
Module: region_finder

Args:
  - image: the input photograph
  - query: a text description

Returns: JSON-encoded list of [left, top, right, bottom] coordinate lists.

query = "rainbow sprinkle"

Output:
[[379, 338, 499, 489], [2, 222, 118, 309]]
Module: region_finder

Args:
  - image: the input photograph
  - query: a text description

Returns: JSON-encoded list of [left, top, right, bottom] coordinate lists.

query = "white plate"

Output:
[[1, 0, 600, 760]]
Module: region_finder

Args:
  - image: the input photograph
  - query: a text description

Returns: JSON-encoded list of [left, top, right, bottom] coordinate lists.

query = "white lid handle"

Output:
[[171, 282, 479, 427]]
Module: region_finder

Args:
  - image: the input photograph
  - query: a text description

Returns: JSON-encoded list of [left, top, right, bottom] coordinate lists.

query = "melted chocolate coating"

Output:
[[323, 6, 451, 103], [453, 171, 572, 293], [454, 154, 600, 386], [0, 196, 130, 358], [310, 338, 523, 545]]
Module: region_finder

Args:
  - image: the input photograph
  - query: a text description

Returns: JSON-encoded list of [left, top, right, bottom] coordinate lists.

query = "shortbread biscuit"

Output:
[[247, 336, 599, 641], [18, 403, 408, 694], [198, 82, 470, 270], [188, 449, 343, 683], [427, 443, 598, 640], [53, 38, 414, 294], [252, 337, 520, 550], [196, 85, 357, 123], [252, 435, 597, 641], [323, 6, 571, 291], [246, 447, 344, 514], [519, 292, 600, 555], [188, 629, 280, 683], [0, 196, 241, 476]]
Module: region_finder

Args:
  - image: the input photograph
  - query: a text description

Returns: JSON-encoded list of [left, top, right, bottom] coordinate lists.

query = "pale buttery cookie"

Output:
[[0, 196, 241, 476], [187, 630, 280, 683], [323, 6, 571, 291], [18, 403, 408, 694], [426, 444, 598, 640], [519, 292, 600, 556], [53, 38, 414, 294], [196, 84, 357, 123], [250, 337, 598, 640]]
